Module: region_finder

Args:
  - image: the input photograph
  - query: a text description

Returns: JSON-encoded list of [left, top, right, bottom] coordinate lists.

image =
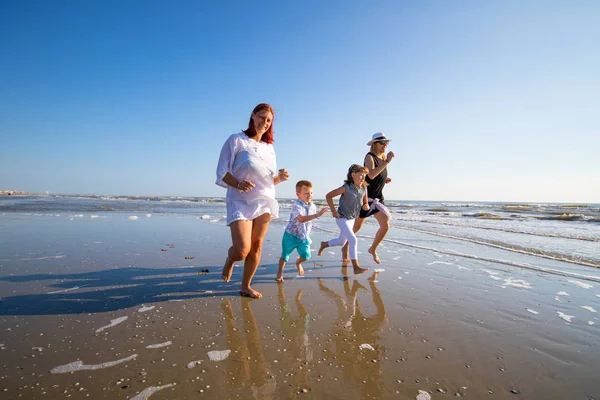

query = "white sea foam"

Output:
[[373, 268, 385, 272], [146, 341, 172, 349], [397, 276, 403, 280], [502, 278, 531, 289], [201, 215, 211, 220], [557, 291, 569, 296], [51, 354, 137, 374], [47, 285, 88, 294], [526, 309, 539, 315], [90, 215, 100, 219], [359, 343, 375, 351], [128, 215, 139, 220], [95, 316, 128, 333], [427, 261, 454, 266], [129, 383, 175, 400], [207, 350, 231, 361], [138, 305, 155, 312], [589, 321, 595, 325], [557, 312, 574, 323], [145, 214, 152, 218], [187, 360, 202, 369], [581, 306, 597, 313], [568, 280, 593, 289], [416, 389, 432, 400]]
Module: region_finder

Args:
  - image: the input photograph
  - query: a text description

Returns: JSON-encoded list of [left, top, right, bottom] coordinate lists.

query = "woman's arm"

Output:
[[365, 152, 394, 180]]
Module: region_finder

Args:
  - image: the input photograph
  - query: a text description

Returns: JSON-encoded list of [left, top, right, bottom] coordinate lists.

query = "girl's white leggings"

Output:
[[327, 218, 358, 260]]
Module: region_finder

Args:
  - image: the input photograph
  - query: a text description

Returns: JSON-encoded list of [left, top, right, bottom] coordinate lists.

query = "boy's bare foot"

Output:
[[368, 248, 381, 264], [318, 241, 328, 256], [239, 286, 262, 299], [275, 274, 284, 283], [341, 258, 350, 267], [296, 260, 305, 276], [221, 257, 234, 282]]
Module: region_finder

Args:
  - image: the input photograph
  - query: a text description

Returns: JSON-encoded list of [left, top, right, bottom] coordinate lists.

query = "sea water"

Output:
[[1, 195, 598, 283]]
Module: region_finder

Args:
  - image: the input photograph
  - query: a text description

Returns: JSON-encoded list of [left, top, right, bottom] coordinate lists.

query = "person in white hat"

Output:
[[342, 132, 394, 265]]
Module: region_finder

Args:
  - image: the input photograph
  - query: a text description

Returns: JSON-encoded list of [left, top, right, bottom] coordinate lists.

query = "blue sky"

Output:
[[1, 1, 599, 202]]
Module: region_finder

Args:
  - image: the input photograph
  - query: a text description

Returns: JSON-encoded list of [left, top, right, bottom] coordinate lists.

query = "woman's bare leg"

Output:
[[368, 212, 390, 264], [240, 213, 271, 299], [222, 220, 252, 282], [341, 218, 365, 266]]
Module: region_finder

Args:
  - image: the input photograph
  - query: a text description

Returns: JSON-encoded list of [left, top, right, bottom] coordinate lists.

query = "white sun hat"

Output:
[[367, 132, 391, 146]]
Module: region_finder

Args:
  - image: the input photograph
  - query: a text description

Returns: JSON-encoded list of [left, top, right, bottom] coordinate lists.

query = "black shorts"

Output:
[[358, 199, 384, 219]]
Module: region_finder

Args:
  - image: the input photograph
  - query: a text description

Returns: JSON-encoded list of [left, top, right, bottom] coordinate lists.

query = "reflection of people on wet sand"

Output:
[[318, 271, 387, 398], [277, 285, 313, 390], [220, 298, 276, 398]]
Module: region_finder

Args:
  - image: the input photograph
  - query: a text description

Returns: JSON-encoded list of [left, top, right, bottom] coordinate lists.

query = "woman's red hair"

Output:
[[243, 103, 275, 144]]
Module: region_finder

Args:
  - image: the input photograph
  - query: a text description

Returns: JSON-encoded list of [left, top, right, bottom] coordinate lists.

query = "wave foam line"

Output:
[[397, 225, 599, 268], [51, 354, 137, 374], [391, 217, 599, 242], [314, 227, 600, 283]]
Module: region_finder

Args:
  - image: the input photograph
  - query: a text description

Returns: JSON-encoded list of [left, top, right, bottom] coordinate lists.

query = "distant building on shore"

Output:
[[0, 190, 28, 196]]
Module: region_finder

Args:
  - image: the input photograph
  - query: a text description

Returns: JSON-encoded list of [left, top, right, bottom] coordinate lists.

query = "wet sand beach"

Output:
[[1, 212, 599, 399]]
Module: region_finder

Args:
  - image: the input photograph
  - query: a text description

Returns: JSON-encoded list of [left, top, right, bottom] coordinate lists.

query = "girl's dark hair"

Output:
[[344, 164, 369, 186], [243, 103, 275, 144]]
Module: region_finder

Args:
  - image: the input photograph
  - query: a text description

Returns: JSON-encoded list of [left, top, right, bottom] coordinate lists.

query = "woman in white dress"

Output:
[[216, 103, 289, 299]]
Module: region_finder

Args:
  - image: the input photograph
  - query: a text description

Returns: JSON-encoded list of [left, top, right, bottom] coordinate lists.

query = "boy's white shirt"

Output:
[[284, 198, 317, 243]]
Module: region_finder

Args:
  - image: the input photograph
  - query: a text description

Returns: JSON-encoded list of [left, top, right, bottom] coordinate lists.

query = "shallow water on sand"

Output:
[[0, 206, 599, 399]]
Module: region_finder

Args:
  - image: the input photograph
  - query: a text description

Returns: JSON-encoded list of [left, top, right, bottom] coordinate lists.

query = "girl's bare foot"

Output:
[[221, 257, 234, 282], [351, 260, 368, 275], [368, 247, 381, 264], [275, 274, 284, 283], [239, 286, 262, 299], [318, 241, 328, 256], [296, 260, 305, 276]]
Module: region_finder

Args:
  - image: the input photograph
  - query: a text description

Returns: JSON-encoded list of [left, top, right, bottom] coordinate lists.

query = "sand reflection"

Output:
[[220, 298, 275, 399], [318, 270, 387, 397], [277, 284, 313, 390]]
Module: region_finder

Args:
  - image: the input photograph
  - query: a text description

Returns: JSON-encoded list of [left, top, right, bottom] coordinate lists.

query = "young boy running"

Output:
[[277, 180, 327, 283]]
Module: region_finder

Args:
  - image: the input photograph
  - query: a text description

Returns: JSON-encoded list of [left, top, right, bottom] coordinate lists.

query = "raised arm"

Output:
[[365, 151, 394, 180]]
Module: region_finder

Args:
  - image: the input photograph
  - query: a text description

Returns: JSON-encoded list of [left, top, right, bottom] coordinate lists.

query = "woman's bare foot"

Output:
[[318, 241, 328, 256], [221, 257, 234, 282], [239, 286, 262, 299], [368, 247, 381, 264], [351, 260, 368, 275], [296, 260, 305, 276], [341, 258, 350, 267]]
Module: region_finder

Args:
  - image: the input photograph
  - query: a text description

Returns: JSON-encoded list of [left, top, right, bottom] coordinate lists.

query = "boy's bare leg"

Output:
[[351, 259, 368, 275], [318, 241, 329, 256], [276, 257, 286, 283], [295, 257, 306, 276]]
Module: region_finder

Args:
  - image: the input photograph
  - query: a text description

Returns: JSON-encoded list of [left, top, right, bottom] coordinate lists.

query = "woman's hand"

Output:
[[275, 168, 289, 184], [386, 151, 395, 162], [237, 180, 255, 193]]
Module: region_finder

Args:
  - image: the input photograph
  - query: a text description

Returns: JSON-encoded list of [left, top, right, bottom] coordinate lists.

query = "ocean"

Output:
[[2, 194, 598, 282]]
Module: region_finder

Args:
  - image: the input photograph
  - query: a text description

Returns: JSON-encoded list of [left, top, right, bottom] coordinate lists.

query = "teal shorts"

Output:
[[281, 231, 312, 262]]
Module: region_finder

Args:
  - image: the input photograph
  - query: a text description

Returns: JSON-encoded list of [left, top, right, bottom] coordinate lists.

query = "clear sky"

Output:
[[1, 1, 599, 203]]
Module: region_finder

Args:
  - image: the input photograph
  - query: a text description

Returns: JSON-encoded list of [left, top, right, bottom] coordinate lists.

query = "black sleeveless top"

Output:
[[364, 152, 387, 201]]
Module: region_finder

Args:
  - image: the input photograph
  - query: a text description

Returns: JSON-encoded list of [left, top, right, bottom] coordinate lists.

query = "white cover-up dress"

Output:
[[216, 132, 279, 225]]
